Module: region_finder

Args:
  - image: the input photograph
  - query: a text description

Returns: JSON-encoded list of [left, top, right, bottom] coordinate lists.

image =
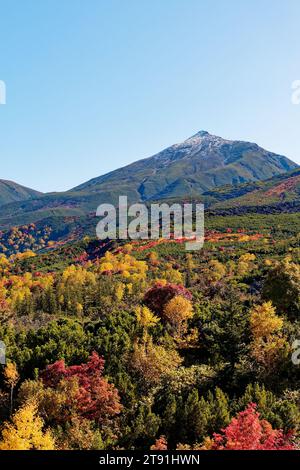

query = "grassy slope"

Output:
[[211, 168, 300, 210], [0, 180, 42, 206]]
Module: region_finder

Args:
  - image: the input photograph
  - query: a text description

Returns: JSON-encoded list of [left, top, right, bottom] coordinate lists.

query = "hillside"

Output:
[[0, 179, 41, 206], [2, 169, 300, 257], [0, 131, 297, 231], [210, 168, 300, 215]]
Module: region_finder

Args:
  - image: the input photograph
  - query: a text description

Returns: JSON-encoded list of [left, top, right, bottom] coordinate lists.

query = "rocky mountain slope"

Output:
[[73, 130, 297, 201]]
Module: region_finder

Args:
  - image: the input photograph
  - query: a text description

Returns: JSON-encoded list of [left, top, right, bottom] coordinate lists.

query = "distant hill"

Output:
[[0, 131, 297, 231], [0, 180, 41, 207], [209, 168, 300, 215]]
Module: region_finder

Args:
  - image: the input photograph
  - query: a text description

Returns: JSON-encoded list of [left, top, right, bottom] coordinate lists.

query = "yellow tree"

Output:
[[135, 305, 159, 338], [3, 362, 19, 416], [237, 253, 256, 276], [205, 260, 226, 283], [0, 401, 55, 450], [162, 264, 183, 284], [0, 255, 10, 275], [249, 302, 288, 371], [163, 295, 193, 335], [250, 301, 283, 339], [115, 282, 125, 302], [148, 251, 159, 267]]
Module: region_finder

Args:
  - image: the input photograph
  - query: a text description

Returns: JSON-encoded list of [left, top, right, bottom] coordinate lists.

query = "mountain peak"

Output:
[[193, 130, 211, 138], [184, 130, 223, 144]]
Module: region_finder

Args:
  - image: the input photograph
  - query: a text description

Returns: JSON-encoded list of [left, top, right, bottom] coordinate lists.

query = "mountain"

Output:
[[0, 180, 42, 207], [72, 131, 298, 201], [0, 131, 297, 231]]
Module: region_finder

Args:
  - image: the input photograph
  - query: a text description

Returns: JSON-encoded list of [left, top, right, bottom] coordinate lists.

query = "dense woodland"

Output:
[[0, 212, 300, 450]]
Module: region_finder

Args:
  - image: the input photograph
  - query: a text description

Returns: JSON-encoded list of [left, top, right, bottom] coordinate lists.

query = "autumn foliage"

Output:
[[143, 282, 192, 316], [0, 401, 55, 450], [150, 435, 168, 450], [0, 227, 299, 451], [211, 404, 295, 450], [41, 352, 122, 423]]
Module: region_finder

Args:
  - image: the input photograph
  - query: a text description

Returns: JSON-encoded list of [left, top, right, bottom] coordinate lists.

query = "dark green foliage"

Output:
[[263, 259, 300, 319]]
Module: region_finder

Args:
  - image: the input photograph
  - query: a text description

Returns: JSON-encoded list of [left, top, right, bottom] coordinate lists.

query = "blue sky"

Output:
[[0, 0, 300, 192]]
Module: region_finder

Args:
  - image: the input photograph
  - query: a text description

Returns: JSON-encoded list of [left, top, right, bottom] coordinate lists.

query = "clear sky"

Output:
[[0, 0, 300, 192]]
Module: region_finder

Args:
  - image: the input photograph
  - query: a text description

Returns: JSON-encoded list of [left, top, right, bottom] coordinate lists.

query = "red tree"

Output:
[[211, 403, 295, 450], [41, 352, 122, 423], [151, 436, 168, 450]]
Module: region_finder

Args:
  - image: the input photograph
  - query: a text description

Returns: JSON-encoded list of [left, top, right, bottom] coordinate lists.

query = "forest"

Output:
[[0, 212, 299, 450]]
